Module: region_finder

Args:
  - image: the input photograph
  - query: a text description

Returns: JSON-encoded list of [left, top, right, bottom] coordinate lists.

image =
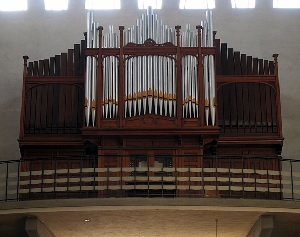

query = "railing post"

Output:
[[80, 156, 83, 198], [120, 155, 123, 197], [215, 155, 218, 197], [266, 157, 270, 199], [201, 155, 204, 198], [278, 157, 282, 200], [29, 160, 32, 200], [67, 156, 70, 198], [5, 162, 9, 201], [17, 161, 20, 201], [93, 155, 96, 197], [175, 156, 178, 197], [147, 155, 150, 198], [254, 157, 257, 199], [290, 159, 294, 201], [54, 158, 57, 199], [106, 156, 110, 197], [41, 159, 44, 199], [242, 156, 244, 198], [188, 155, 191, 197], [228, 157, 231, 198]]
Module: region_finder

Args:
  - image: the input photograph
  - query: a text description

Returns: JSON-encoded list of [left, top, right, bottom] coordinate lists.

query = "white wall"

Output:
[[0, 0, 299, 160]]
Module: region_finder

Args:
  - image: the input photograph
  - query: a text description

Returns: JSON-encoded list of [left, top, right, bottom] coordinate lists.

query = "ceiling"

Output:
[[1, 198, 300, 237]]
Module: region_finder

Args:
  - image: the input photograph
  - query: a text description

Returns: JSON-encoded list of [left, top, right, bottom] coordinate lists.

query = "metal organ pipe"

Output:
[[201, 20, 210, 125], [85, 11, 94, 126], [181, 24, 198, 118], [91, 21, 99, 126], [102, 26, 119, 119], [123, 7, 177, 118], [84, 8, 216, 126], [207, 10, 216, 126]]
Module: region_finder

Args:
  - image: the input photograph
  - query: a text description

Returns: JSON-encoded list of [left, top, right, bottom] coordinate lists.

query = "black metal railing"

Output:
[[0, 155, 299, 202]]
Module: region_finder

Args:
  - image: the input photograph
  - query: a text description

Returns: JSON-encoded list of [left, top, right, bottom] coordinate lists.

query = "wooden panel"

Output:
[[220, 43, 228, 75], [248, 82, 256, 132], [67, 49, 74, 76], [246, 56, 252, 75], [33, 61, 39, 77], [40, 84, 48, 133], [252, 58, 258, 75], [44, 59, 50, 76], [264, 60, 269, 75], [222, 84, 230, 129], [258, 59, 264, 75], [50, 57, 55, 76], [217, 84, 224, 129], [60, 53, 68, 76], [215, 39, 221, 75], [269, 61, 275, 75], [227, 48, 234, 75], [38, 60, 44, 76], [24, 87, 32, 133], [55, 55, 61, 76], [218, 82, 279, 135], [242, 83, 250, 131], [71, 86, 79, 129], [270, 88, 278, 133], [241, 54, 247, 75], [27, 62, 34, 76], [74, 44, 81, 76], [234, 51, 241, 75], [254, 82, 262, 131], [265, 85, 273, 133], [29, 85, 37, 133], [80, 40, 86, 76], [236, 82, 244, 130], [229, 83, 237, 129], [58, 84, 67, 133], [259, 84, 267, 133], [52, 83, 60, 132], [64, 85, 72, 133], [46, 84, 54, 133]]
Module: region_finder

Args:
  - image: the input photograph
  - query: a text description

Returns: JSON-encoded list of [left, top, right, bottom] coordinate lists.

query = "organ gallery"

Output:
[[18, 8, 283, 199]]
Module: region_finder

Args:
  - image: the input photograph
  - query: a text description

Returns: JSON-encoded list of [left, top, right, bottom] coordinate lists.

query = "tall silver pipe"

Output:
[[207, 10, 216, 125], [201, 20, 209, 124], [85, 11, 93, 126], [91, 21, 99, 126], [115, 34, 119, 117]]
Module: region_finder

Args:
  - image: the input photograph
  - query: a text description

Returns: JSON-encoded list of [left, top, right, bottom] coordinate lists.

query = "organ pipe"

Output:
[[85, 8, 216, 126], [85, 11, 94, 126], [207, 10, 216, 125], [201, 20, 210, 125], [91, 21, 99, 126]]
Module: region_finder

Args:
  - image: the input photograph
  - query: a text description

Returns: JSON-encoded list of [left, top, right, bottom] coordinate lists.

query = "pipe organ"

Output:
[[18, 8, 284, 199], [83, 8, 217, 125]]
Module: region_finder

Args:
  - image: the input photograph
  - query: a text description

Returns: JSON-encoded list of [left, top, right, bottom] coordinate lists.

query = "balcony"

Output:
[[0, 155, 299, 202]]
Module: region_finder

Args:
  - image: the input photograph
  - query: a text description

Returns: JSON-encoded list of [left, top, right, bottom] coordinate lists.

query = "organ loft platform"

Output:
[[17, 9, 284, 200]]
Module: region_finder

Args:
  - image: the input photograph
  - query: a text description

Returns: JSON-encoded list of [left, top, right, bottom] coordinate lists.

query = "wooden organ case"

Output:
[[18, 10, 283, 199]]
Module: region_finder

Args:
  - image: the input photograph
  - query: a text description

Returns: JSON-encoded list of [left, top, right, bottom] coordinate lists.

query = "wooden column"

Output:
[[19, 55, 29, 139], [273, 54, 283, 138]]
